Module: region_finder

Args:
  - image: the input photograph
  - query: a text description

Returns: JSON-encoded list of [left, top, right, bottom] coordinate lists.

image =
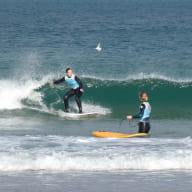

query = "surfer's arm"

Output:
[[132, 104, 145, 119], [75, 76, 83, 89], [53, 77, 65, 85]]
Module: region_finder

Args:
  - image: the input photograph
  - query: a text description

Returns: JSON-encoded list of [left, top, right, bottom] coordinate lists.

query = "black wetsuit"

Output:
[[132, 103, 151, 134], [53, 76, 83, 113]]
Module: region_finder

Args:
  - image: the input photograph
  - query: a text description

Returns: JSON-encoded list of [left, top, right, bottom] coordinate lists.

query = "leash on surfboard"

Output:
[[118, 118, 137, 130], [129, 119, 138, 129], [118, 119, 125, 129]]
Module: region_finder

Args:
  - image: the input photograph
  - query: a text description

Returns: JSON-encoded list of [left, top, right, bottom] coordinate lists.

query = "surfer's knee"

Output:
[[64, 95, 69, 101]]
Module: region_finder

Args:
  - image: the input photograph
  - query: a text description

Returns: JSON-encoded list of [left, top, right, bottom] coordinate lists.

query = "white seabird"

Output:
[[95, 42, 102, 52]]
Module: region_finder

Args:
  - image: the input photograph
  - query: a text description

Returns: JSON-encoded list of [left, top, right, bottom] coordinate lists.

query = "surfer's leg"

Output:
[[75, 89, 83, 113], [63, 89, 75, 112], [144, 123, 150, 133], [138, 122, 150, 133], [138, 122, 143, 133]]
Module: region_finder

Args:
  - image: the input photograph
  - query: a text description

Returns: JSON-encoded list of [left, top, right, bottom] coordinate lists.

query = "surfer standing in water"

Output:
[[50, 68, 84, 113], [126, 91, 151, 133]]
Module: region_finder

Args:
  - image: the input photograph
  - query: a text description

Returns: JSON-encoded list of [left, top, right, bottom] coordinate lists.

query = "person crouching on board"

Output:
[[50, 68, 84, 113], [126, 91, 151, 133]]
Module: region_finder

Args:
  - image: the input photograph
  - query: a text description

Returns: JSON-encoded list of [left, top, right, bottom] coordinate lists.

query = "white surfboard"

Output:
[[63, 112, 98, 119]]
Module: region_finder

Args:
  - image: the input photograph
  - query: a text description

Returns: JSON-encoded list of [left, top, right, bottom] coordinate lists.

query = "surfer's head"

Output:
[[139, 91, 149, 102], [66, 68, 73, 77]]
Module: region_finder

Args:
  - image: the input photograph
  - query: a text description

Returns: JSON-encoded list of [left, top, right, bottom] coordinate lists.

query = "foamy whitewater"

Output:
[[0, 135, 192, 171], [1, 0, 192, 191]]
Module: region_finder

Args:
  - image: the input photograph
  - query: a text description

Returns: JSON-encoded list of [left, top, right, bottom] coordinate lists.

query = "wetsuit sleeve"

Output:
[[132, 104, 145, 119], [53, 77, 65, 84], [75, 76, 83, 89]]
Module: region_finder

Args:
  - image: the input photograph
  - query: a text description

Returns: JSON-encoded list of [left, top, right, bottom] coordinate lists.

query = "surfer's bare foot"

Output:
[[64, 109, 69, 113]]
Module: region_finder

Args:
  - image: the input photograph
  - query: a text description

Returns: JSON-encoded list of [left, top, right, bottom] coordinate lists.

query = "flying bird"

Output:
[[95, 42, 102, 52]]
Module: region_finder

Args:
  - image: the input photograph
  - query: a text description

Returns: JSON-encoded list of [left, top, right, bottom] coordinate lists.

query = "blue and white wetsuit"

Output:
[[132, 102, 151, 133], [53, 75, 83, 113]]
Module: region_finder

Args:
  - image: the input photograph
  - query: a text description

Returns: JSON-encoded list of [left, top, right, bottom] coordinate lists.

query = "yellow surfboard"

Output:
[[92, 131, 148, 138]]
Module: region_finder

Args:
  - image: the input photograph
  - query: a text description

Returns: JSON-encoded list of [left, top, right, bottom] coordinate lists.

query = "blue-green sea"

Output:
[[0, 0, 192, 191]]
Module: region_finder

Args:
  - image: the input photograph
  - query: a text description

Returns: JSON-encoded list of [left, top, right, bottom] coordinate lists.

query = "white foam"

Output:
[[81, 102, 111, 115], [0, 136, 192, 172], [82, 73, 192, 83], [0, 80, 38, 109], [125, 73, 192, 83], [0, 75, 53, 110], [0, 147, 192, 171]]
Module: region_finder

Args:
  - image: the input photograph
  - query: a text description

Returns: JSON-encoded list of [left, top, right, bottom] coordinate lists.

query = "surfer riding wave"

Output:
[[50, 68, 84, 113]]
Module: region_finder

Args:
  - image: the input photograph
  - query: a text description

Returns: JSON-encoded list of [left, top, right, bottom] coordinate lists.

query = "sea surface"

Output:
[[0, 0, 192, 191]]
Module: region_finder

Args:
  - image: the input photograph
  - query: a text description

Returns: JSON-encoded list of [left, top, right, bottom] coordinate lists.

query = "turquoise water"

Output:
[[0, 0, 192, 191]]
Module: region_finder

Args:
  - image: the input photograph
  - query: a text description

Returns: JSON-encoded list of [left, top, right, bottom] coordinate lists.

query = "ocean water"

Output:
[[1, 0, 192, 191]]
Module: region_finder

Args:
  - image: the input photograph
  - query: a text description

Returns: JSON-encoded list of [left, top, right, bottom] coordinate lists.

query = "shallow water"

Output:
[[1, 171, 192, 192]]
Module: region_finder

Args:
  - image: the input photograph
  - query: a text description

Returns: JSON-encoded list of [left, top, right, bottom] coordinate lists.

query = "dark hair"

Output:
[[66, 68, 72, 73]]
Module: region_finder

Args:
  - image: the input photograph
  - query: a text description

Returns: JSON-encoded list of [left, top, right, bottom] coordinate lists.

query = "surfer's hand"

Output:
[[127, 116, 133, 120], [80, 89, 84, 92], [50, 82, 54, 86]]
